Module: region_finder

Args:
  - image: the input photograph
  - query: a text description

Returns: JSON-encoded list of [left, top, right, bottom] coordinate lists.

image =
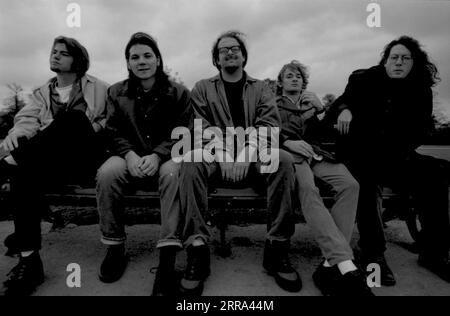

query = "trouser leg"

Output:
[[260, 149, 296, 242], [96, 156, 131, 245], [157, 159, 183, 249], [179, 155, 218, 246], [295, 161, 354, 265]]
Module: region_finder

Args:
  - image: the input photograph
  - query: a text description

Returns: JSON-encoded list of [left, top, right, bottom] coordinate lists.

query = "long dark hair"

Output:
[[379, 35, 440, 87], [125, 32, 170, 95], [52, 36, 89, 78]]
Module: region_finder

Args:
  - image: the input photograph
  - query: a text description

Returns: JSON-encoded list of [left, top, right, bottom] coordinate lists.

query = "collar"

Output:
[[209, 71, 257, 84]]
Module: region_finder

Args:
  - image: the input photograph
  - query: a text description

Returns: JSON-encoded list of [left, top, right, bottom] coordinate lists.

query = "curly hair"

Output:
[[379, 35, 440, 87], [276, 60, 309, 95], [211, 30, 248, 71]]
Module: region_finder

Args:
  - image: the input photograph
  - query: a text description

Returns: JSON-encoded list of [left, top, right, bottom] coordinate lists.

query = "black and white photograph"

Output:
[[0, 0, 449, 300]]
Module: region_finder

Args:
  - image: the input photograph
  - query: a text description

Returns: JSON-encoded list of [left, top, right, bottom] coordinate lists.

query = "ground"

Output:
[[0, 219, 449, 296]]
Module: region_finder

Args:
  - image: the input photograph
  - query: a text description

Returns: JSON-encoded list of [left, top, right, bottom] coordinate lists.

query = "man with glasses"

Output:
[[178, 30, 299, 295], [329, 35, 450, 284]]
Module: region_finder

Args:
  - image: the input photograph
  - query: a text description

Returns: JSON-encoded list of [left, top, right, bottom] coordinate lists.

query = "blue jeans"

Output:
[[96, 156, 183, 248]]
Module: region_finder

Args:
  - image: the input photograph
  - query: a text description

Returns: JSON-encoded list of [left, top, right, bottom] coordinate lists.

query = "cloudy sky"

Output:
[[1, 0, 449, 118]]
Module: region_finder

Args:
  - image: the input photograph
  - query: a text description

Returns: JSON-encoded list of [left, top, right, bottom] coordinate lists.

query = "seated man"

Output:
[[0, 36, 108, 296], [178, 31, 299, 296], [330, 35, 450, 284], [95, 32, 191, 296], [277, 60, 373, 296]]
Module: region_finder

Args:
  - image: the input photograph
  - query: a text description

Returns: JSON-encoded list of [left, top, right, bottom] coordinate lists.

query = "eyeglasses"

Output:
[[218, 46, 241, 55], [388, 55, 412, 63]]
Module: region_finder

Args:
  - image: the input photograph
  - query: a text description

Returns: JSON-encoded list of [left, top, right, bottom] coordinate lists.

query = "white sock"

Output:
[[192, 238, 205, 247], [337, 260, 358, 275], [21, 251, 34, 257], [323, 260, 332, 267], [5, 155, 18, 166]]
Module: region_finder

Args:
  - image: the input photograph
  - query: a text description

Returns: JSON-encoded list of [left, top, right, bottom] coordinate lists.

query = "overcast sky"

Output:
[[1, 0, 449, 118]]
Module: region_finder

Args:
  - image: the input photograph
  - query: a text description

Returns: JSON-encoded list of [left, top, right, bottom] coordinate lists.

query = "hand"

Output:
[[301, 91, 323, 111], [219, 161, 235, 182], [232, 161, 250, 182], [285, 140, 314, 158], [125, 151, 145, 178], [337, 109, 353, 135], [139, 153, 161, 177], [0, 130, 27, 152]]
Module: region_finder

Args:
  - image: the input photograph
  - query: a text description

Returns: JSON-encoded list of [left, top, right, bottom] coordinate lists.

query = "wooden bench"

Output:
[[1, 145, 449, 257]]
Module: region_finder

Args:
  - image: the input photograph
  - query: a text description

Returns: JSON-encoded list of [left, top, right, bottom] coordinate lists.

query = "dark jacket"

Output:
[[105, 79, 192, 161], [191, 73, 281, 155], [329, 65, 433, 163], [278, 95, 336, 164]]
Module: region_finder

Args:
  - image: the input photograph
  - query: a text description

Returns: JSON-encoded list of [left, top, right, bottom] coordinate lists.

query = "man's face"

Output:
[[127, 44, 160, 81], [50, 43, 74, 73], [281, 68, 303, 95], [384, 44, 414, 79], [216, 37, 245, 73]]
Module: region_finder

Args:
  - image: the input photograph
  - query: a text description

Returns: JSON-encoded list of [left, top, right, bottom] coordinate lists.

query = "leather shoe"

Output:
[[180, 245, 210, 296], [98, 244, 128, 283], [3, 251, 44, 296], [263, 240, 302, 292]]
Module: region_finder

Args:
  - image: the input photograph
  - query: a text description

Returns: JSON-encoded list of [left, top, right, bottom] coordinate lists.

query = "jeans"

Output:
[[294, 161, 358, 265], [178, 149, 296, 246], [96, 156, 183, 248]]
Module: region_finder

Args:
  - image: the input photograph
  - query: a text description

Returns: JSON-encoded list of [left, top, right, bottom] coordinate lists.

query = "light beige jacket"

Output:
[[10, 74, 108, 138]]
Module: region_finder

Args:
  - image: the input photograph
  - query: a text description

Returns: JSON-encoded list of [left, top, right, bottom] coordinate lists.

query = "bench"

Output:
[[1, 145, 449, 257]]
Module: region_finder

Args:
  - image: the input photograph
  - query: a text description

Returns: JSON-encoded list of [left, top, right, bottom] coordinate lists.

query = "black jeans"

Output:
[[348, 152, 450, 260], [10, 110, 103, 251]]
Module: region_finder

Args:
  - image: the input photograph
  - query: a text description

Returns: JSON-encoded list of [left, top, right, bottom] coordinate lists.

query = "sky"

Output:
[[0, 0, 449, 119]]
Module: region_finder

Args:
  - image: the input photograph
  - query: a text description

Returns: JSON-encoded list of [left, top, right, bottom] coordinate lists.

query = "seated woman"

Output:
[[277, 60, 372, 296]]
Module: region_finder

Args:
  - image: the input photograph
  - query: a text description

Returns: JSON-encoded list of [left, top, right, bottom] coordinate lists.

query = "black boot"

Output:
[[180, 245, 210, 296], [152, 246, 180, 296], [98, 244, 128, 283], [263, 240, 302, 292], [3, 251, 45, 296]]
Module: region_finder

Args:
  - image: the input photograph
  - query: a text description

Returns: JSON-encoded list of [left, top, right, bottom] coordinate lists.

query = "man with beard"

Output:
[[178, 31, 299, 295]]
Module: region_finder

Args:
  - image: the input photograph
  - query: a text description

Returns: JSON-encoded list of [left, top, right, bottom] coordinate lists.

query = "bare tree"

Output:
[[0, 83, 26, 138], [164, 66, 185, 86]]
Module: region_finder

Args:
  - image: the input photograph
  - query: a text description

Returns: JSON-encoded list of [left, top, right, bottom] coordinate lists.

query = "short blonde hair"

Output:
[[276, 60, 309, 95]]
